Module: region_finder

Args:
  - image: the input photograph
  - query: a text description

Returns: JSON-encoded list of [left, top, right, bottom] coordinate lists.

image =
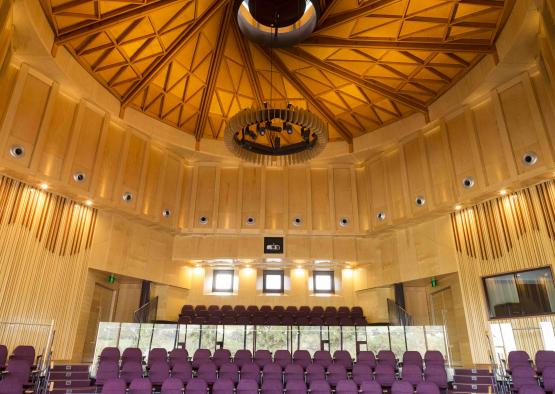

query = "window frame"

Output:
[[482, 266, 555, 319], [263, 270, 285, 294], [212, 269, 234, 293], [313, 270, 335, 294]]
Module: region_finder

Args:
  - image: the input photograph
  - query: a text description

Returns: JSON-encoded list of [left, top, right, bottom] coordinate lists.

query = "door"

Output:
[[82, 283, 116, 362], [430, 287, 461, 365]]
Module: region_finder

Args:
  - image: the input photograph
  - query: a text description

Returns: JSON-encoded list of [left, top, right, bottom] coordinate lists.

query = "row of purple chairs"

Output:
[[506, 350, 555, 393], [177, 315, 367, 326], [101, 377, 442, 394], [181, 305, 364, 318], [508, 350, 555, 374]]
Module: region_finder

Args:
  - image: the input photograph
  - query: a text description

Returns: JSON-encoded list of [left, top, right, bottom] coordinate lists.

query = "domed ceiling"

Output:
[[40, 0, 513, 143]]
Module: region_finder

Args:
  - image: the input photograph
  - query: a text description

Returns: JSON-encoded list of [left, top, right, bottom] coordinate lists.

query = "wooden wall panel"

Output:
[[355, 167, 370, 232], [241, 166, 261, 229], [117, 133, 147, 212], [193, 166, 216, 228], [403, 136, 432, 216], [159, 155, 182, 228], [423, 126, 455, 207], [140, 145, 164, 219], [288, 167, 308, 230], [217, 168, 239, 230], [367, 159, 389, 228], [177, 165, 193, 230], [0, 175, 97, 360], [265, 168, 285, 230], [384, 150, 407, 222], [310, 168, 330, 231], [333, 167, 354, 233], [92, 123, 125, 200]]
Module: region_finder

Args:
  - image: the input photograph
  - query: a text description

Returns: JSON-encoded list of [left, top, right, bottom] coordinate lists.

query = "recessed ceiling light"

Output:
[[85, 200, 93, 206], [454, 204, 462, 211], [499, 189, 508, 196], [40, 183, 48, 190]]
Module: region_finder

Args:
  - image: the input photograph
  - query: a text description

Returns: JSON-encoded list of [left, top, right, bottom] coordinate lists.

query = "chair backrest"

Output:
[[129, 378, 152, 394], [234, 349, 253, 367], [285, 380, 307, 394], [240, 363, 261, 383], [95, 360, 119, 385], [424, 351, 444, 367], [100, 347, 120, 363], [122, 348, 142, 365], [0, 376, 23, 394], [306, 364, 325, 383], [0, 345, 7, 368], [170, 362, 192, 383], [234, 305, 247, 313], [336, 380, 358, 394], [120, 361, 143, 384], [360, 381, 382, 394], [416, 382, 440, 394], [101, 378, 127, 394], [333, 350, 352, 369], [185, 378, 208, 394], [309, 380, 331, 394], [161, 377, 184, 394], [326, 364, 347, 386], [193, 349, 211, 360], [293, 350, 312, 369], [284, 364, 304, 382], [169, 348, 189, 368], [511, 366, 537, 390], [195, 305, 207, 312], [536, 351, 555, 373], [518, 386, 545, 394], [148, 348, 168, 366], [263, 362, 282, 380], [213, 348, 232, 367], [357, 351, 376, 368], [5, 359, 31, 384], [403, 351, 423, 368], [377, 350, 396, 367], [254, 350, 273, 368], [352, 364, 373, 385], [350, 307, 363, 317], [219, 363, 239, 383], [197, 361, 217, 384], [148, 361, 170, 385], [392, 381, 414, 394], [237, 379, 259, 394], [274, 350, 292, 368], [313, 351, 332, 368], [213, 378, 235, 394], [509, 351, 531, 369], [11, 346, 35, 366]]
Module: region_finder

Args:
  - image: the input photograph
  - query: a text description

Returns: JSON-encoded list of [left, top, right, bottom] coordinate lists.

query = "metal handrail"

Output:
[[133, 297, 158, 323], [387, 298, 413, 326]]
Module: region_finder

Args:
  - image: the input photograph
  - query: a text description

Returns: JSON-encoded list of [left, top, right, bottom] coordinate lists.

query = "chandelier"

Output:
[[224, 104, 328, 165]]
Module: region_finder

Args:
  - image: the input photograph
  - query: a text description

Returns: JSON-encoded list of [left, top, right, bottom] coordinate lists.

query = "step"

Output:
[[51, 365, 90, 372], [48, 387, 97, 394], [455, 368, 494, 376], [454, 376, 495, 385], [50, 371, 90, 380], [52, 380, 92, 388], [452, 383, 495, 393]]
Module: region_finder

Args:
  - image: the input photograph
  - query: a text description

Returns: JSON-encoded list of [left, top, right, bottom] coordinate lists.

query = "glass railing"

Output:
[[91, 323, 448, 376]]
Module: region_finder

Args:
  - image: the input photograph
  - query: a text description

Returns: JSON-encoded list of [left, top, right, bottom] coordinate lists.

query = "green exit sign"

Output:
[[431, 277, 438, 288], [108, 273, 116, 284]]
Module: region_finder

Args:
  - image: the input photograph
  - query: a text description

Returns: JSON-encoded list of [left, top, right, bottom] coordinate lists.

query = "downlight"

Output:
[[292, 216, 302, 226], [162, 209, 171, 218], [376, 211, 386, 221], [9, 145, 24, 158], [199, 216, 208, 225], [339, 217, 349, 227], [246, 216, 255, 225], [522, 151, 538, 166], [122, 192, 133, 202], [415, 196, 426, 206], [73, 171, 86, 183], [462, 176, 475, 189]]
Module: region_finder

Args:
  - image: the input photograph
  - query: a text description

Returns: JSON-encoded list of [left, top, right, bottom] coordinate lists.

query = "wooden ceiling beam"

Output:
[[281, 46, 428, 113], [258, 47, 353, 143], [316, 0, 401, 32], [55, 0, 187, 44], [121, 0, 228, 107], [301, 36, 494, 53], [194, 3, 234, 141], [231, 22, 265, 106], [318, 0, 339, 26]]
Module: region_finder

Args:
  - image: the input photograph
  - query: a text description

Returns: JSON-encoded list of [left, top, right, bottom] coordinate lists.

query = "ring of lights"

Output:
[[224, 106, 328, 165]]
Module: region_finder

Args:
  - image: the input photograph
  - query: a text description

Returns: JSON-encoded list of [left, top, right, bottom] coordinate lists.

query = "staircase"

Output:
[[48, 364, 96, 393], [452, 367, 497, 394]]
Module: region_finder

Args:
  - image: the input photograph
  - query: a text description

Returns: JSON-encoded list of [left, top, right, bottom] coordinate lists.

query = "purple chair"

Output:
[[282, 316, 295, 325], [311, 307, 324, 316], [237, 316, 251, 325], [185, 378, 207, 394], [352, 364, 373, 386], [402, 365, 423, 387], [313, 351, 332, 369], [293, 350, 312, 370], [354, 317, 368, 326], [222, 316, 236, 325], [509, 351, 532, 372], [285, 380, 307, 394], [260, 305, 272, 314], [326, 364, 347, 387], [171, 362, 192, 383], [122, 348, 143, 366], [324, 306, 337, 316], [375, 364, 396, 388], [298, 306, 310, 315], [197, 361, 217, 385], [424, 365, 447, 389], [100, 347, 121, 363], [253, 316, 267, 325], [336, 380, 358, 394], [237, 379, 259, 394], [266, 316, 281, 325], [339, 317, 354, 326], [101, 378, 127, 394], [182, 305, 194, 313], [169, 348, 189, 368], [207, 315, 221, 325], [286, 306, 298, 315], [129, 378, 152, 394], [284, 364, 304, 383], [261, 379, 283, 394], [3, 359, 30, 386], [149, 360, 170, 386], [234, 350, 253, 368], [220, 363, 239, 385], [275, 350, 292, 369], [423, 351, 444, 368], [360, 381, 382, 394], [519, 386, 545, 394], [10, 346, 35, 367], [240, 363, 261, 384], [310, 380, 331, 394], [263, 362, 282, 383], [350, 307, 363, 317], [0, 345, 6, 370], [95, 361, 119, 386], [337, 307, 350, 317], [254, 350, 273, 369], [234, 306, 247, 314], [306, 364, 326, 384], [542, 365, 555, 392], [511, 366, 537, 392], [161, 377, 184, 394], [324, 317, 339, 326], [247, 306, 259, 315], [221, 305, 233, 314], [310, 317, 323, 326], [208, 305, 219, 312], [213, 349, 232, 368], [120, 361, 143, 384], [403, 352, 423, 369], [416, 382, 440, 394], [536, 351, 555, 374], [296, 317, 310, 325], [377, 351, 397, 368], [392, 381, 414, 394], [0, 376, 23, 394], [179, 316, 193, 324], [148, 348, 168, 367], [192, 349, 211, 369], [333, 351, 353, 370], [192, 316, 207, 324], [357, 351, 377, 370], [213, 378, 234, 394], [273, 306, 285, 316], [195, 305, 207, 312]]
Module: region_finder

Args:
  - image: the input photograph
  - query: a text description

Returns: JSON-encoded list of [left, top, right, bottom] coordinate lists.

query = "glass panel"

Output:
[[91, 322, 120, 376], [389, 326, 406, 359], [150, 324, 178, 354], [342, 326, 357, 356], [265, 273, 283, 291], [201, 325, 218, 350], [185, 325, 201, 355], [256, 325, 288, 353], [424, 326, 447, 356], [328, 326, 341, 354], [137, 324, 154, 358], [540, 321, 555, 351], [213, 270, 234, 292], [299, 326, 321, 356], [118, 323, 141, 352], [314, 272, 333, 292], [177, 325, 187, 348], [224, 325, 246, 354], [245, 325, 255, 353], [405, 326, 426, 353], [355, 326, 368, 352], [366, 326, 389, 354]]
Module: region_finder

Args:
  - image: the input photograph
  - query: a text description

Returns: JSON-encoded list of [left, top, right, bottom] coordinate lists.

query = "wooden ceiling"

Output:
[[41, 0, 513, 143]]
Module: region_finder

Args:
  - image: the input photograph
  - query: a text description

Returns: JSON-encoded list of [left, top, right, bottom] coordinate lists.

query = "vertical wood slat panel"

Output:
[[0, 175, 96, 360], [451, 179, 555, 363]]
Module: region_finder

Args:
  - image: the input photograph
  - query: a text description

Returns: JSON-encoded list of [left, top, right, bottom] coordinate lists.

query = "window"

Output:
[[212, 270, 234, 293], [313, 271, 335, 294], [263, 270, 284, 294], [483, 267, 555, 318]]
